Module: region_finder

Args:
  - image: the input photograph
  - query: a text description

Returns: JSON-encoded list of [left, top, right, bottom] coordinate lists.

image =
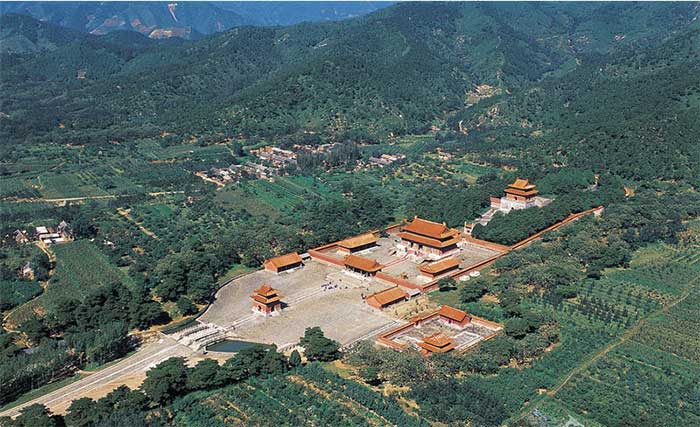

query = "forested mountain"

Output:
[[214, 1, 395, 26], [451, 25, 700, 183], [1, 2, 698, 146], [0, 2, 250, 39]]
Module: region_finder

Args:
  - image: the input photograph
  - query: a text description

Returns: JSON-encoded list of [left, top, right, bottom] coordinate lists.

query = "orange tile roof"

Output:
[[344, 254, 384, 273], [437, 305, 469, 323], [253, 284, 277, 297], [403, 217, 456, 239], [251, 294, 282, 304], [417, 333, 456, 353], [508, 178, 537, 190], [505, 187, 539, 197], [398, 232, 461, 249], [264, 252, 303, 269], [366, 287, 408, 306], [339, 233, 379, 249], [419, 258, 460, 274]]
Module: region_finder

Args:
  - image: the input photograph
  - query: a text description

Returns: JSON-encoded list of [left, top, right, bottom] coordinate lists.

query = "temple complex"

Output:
[[251, 284, 283, 315], [419, 257, 460, 279], [263, 252, 303, 274], [344, 254, 384, 276], [377, 305, 502, 354], [397, 217, 461, 260], [338, 233, 379, 254]]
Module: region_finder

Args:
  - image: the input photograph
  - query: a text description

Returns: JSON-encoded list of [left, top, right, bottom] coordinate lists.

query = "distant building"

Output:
[[397, 217, 461, 260], [20, 262, 34, 280], [417, 332, 456, 355], [367, 153, 406, 168], [471, 178, 553, 229], [499, 178, 539, 210], [14, 230, 29, 244]]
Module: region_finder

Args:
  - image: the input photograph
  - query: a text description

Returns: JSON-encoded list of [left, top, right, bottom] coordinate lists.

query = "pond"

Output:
[[206, 340, 259, 353]]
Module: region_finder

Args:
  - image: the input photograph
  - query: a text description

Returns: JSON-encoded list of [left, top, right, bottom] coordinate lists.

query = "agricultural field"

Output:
[[171, 364, 428, 427], [524, 244, 700, 426], [31, 172, 108, 199], [6, 240, 136, 326]]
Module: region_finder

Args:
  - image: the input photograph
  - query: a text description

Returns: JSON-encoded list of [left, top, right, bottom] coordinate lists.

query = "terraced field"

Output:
[[545, 245, 700, 426], [171, 364, 428, 427]]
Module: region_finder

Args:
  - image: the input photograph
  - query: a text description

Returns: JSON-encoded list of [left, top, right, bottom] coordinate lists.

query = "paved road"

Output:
[[0, 336, 193, 418]]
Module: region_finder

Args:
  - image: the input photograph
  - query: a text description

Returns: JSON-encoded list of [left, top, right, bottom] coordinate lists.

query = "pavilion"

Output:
[[498, 178, 539, 210], [251, 284, 283, 315], [417, 333, 456, 355]]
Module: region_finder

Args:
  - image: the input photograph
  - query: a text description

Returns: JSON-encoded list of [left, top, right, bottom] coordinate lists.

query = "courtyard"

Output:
[[199, 260, 398, 348]]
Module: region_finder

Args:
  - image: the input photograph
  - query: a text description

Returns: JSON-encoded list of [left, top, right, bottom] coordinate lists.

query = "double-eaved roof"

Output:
[[505, 178, 538, 196], [417, 332, 456, 353], [402, 217, 455, 239]]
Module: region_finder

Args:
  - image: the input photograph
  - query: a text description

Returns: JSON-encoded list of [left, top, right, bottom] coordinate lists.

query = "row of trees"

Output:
[[1, 327, 340, 426]]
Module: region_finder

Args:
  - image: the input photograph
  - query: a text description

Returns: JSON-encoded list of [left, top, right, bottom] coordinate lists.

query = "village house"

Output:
[[14, 230, 29, 244], [20, 262, 34, 280], [367, 153, 406, 168]]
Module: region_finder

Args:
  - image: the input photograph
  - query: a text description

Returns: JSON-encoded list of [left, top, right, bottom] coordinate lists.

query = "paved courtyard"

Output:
[[200, 260, 397, 347], [317, 234, 503, 285]]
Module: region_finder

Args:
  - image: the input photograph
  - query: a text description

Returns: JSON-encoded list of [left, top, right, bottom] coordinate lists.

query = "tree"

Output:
[[66, 398, 98, 427], [300, 327, 340, 362], [140, 357, 188, 404], [460, 279, 487, 302], [176, 297, 197, 316], [505, 317, 530, 339], [288, 349, 302, 368], [186, 359, 221, 390], [359, 365, 382, 386], [437, 277, 457, 292], [12, 404, 59, 427]]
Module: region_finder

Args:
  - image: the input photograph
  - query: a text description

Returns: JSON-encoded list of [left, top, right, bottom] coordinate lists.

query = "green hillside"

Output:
[[1, 2, 698, 146]]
